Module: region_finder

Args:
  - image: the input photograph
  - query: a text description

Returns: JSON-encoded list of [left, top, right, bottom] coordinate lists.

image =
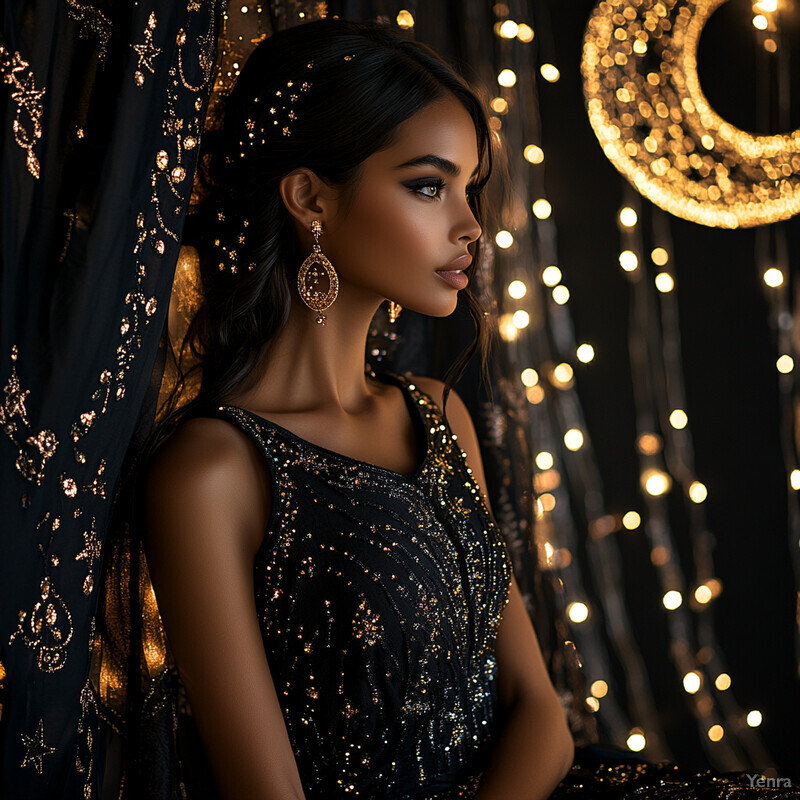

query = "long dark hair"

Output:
[[153, 17, 495, 456]]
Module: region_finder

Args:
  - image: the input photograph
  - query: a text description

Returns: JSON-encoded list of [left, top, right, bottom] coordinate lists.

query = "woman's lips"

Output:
[[435, 253, 472, 289], [435, 270, 469, 289]]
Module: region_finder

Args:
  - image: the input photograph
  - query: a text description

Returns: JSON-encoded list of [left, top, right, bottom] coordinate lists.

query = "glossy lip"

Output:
[[436, 253, 473, 272]]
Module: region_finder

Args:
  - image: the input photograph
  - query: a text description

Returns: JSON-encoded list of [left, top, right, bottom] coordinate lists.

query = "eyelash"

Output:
[[407, 178, 483, 201]]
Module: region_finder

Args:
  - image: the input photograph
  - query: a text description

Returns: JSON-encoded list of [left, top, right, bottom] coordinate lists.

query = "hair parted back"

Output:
[[151, 16, 496, 458]]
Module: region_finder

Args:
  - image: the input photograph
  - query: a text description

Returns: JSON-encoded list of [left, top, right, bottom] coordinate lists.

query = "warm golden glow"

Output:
[[586, 696, 600, 712], [662, 590, 683, 610], [618, 206, 638, 228], [499, 19, 519, 38], [524, 144, 545, 163], [539, 492, 556, 511], [695, 584, 712, 603], [622, 511, 641, 530], [567, 601, 589, 622], [576, 344, 595, 363], [763, 267, 784, 287], [715, 672, 731, 691], [746, 710, 763, 727], [498, 313, 520, 341], [521, 368, 539, 387], [777, 354, 794, 374], [683, 671, 702, 694], [707, 724, 724, 742], [655, 272, 674, 293], [564, 428, 585, 451], [540, 63, 561, 83], [517, 23, 535, 42], [552, 362, 574, 384], [552, 285, 570, 305], [626, 731, 646, 752], [756, 0, 778, 10], [542, 265, 561, 286], [651, 247, 669, 266], [495, 230, 514, 248], [498, 68, 517, 87], [689, 481, 708, 503], [752, 13, 768, 28], [536, 450, 554, 470], [508, 279, 527, 299], [532, 198, 552, 219], [396, 9, 415, 28], [512, 309, 530, 329], [527, 385, 545, 404], [669, 409, 688, 430], [619, 250, 639, 272], [591, 679, 609, 698], [581, 0, 800, 229], [791, 469, 800, 491], [491, 97, 509, 115], [642, 468, 671, 496], [637, 433, 662, 455]]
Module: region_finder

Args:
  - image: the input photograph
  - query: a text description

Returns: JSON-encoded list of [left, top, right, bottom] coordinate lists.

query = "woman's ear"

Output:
[[279, 168, 335, 234]]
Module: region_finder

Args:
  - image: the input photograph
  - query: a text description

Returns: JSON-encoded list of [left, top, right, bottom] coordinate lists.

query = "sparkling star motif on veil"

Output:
[[20, 719, 57, 774]]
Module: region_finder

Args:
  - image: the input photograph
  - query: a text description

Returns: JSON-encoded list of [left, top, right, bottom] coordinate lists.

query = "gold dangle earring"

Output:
[[297, 219, 339, 325], [388, 300, 402, 323]]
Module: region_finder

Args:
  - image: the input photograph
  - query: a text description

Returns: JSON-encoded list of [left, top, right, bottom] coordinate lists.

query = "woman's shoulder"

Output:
[[143, 412, 271, 556]]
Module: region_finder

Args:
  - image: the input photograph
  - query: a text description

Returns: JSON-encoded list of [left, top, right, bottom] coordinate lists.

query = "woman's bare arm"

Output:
[[412, 377, 575, 800], [143, 416, 307, 800]]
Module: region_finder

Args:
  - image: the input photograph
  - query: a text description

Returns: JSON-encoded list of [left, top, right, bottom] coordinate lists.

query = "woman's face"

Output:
[[320, 93, 483, 318]]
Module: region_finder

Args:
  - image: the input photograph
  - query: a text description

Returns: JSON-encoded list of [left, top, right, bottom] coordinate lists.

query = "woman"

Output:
[[140, 16, 573, 800]]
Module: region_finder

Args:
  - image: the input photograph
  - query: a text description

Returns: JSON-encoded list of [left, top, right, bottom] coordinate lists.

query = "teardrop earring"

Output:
[[388, 300, 402, 323], [297, 220, 339, 325]]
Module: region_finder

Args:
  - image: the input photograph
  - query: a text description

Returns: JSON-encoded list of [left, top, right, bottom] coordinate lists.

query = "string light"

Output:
[[688, 481, 708, 503], [540, 63, 560, 83], [516, 23, 534, 42], [752, 14, 768, 29], [521, 368, 539, 387], [536, 451, 554, 470], [498, 20, 519, 38], [495, 230, 514, 248], [552, 285, 570, 305], [552, 362, 574, 385], [776, 354, 794, 373], [642, 468, 671, 496], [790, 470, 800, 491], [524, 144, 545, 163], [532, 199, 552, 219], [694, 584, 712, 604], [540, 492, 556, 511], [576, 344, 595, 363], [655, 272, 674, 293], [511, 309, 530, 329], [651, 247, 669, 266], [497, 68, 517, 87], [715, 673, 731, 691], [507, 280, 527, 298], [542, 265, 562, 286], [622, 511, 641, 530], [683, 671, 702, 694], [618, 207, 638, 228], [637, 433, 662, 455], [707, 725, 724, 742], [586, 696, 600, 711], [626, 730, 646, 752], [490, 97, 509, 114], [763, 267, 784, 287], [564, 428, 585, 451], [619, 250, 639, 272], [746, 710, 763, 727], [567, 601, 589, 622], [590, 680, 609, 697], [396, 9, 414, 28], [669, 409, 688, 429], [662, 590, 683, 610]]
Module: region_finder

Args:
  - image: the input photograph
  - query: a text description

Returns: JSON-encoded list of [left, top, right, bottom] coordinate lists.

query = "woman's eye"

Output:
[[413, 180, 444, 199]]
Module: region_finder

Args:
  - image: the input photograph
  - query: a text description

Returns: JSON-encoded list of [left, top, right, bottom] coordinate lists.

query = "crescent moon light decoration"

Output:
[[581, 0, 800, 229]]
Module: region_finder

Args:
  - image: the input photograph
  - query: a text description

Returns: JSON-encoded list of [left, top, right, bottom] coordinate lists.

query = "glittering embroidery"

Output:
[[20, 719, 57, 774], [64, 0, 113, 66], [1, 346, 59, 484], [0, 44, 46, 178], [210, 369, 513, 798], [132, 12, 162, 87]]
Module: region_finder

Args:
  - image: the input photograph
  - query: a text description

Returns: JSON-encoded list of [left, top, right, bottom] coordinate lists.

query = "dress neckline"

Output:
[[219, 369, 432, 481]]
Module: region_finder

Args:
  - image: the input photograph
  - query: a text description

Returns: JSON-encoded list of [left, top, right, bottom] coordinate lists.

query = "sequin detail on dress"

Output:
[[211, 369, 513, 799]]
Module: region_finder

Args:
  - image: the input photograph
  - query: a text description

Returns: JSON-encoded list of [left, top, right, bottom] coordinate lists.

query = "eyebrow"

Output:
[[393, 154, 480, 179]]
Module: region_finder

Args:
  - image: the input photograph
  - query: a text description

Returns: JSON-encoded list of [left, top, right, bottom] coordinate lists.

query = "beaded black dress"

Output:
[[208, 368, 513, 799], [176, 368, 800, 800]]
